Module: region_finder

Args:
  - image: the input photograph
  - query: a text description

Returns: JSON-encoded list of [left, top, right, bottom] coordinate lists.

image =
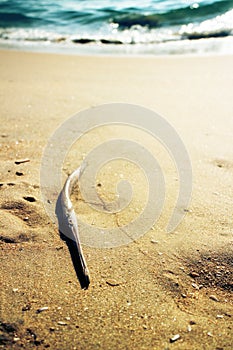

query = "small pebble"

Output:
[[189, 271, 199, 278], [170, 334, 180, 343], [12, 288, 18, 292], [37, 307, 49, 313], [209, 295, 219, 302], [57, 321, 67, 326], [216, 315, 224, 319], [189, 320, 196, 325], [150, 239, 159, 244], [192, 283, 199, 290], [16, 171, 24, 176], [15, 159, 30, 165], [207, 332, 213, 337], [13, 337, 20, 342], [187, 325, 192, 332], [22, 304, 31, 311]]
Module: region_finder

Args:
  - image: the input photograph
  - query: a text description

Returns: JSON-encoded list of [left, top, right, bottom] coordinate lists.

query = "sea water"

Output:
[[0, 0, 233, 55]]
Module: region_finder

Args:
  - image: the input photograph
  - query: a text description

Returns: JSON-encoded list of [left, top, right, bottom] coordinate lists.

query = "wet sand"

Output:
[[0, 50, 232, 349]]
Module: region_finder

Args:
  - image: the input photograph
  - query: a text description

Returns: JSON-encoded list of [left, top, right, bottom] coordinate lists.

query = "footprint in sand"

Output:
[[0, 210, 36, 243], [0, 199, 47, 243]]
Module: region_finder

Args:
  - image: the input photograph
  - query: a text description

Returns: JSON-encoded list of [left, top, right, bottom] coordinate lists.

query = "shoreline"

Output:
[[1, 34, 233, 58], [1, 47, 233, 62]]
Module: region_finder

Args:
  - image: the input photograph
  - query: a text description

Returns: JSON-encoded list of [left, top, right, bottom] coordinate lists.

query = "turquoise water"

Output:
[[0, 0, 233, 55]]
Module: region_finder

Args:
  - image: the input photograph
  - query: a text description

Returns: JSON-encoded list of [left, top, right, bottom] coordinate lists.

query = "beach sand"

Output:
[[0, 50, 232, 349]]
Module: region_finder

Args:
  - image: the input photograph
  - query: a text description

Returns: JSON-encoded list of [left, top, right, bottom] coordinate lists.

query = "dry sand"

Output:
[[0, 50, 232, 349]]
